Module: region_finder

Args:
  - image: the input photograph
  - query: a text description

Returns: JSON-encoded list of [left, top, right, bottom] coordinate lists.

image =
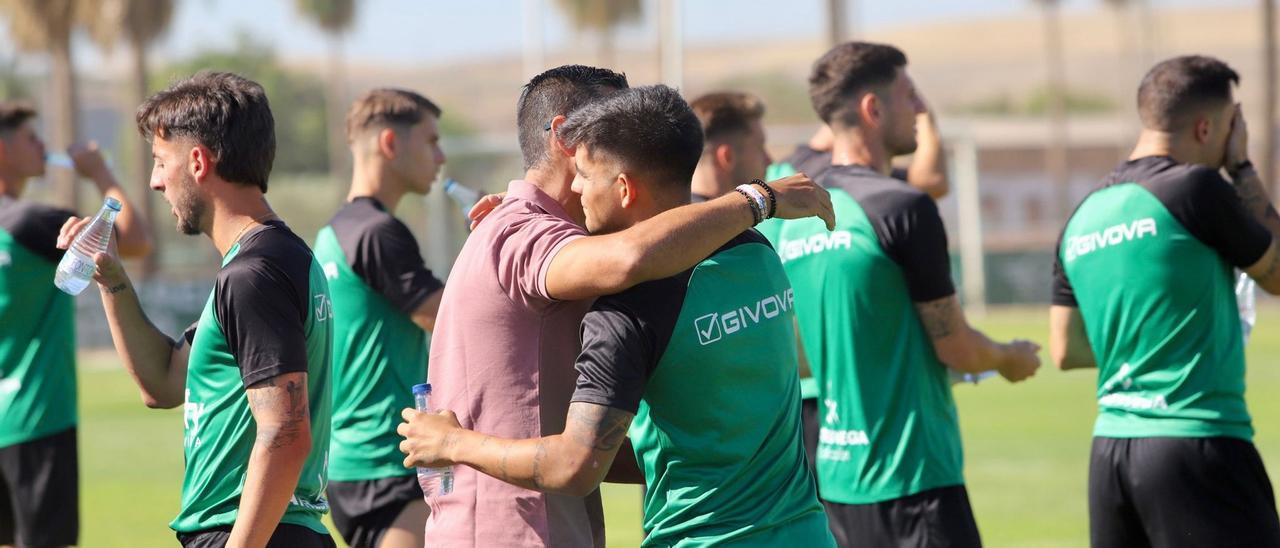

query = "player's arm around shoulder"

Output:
[[230, 371, 312, 547], [544, 174, 835, 301], [398, 401, 634, 498]]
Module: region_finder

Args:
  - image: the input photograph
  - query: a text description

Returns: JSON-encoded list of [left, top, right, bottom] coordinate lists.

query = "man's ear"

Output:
[[714, 142, 735, 172], [618, 172, 640, 208], [549, 115, 574, 158], [189, 144, 213, 183], [859, 92, 882, 130], [1193, 116, 1212, 145], [378, 127, 398, 159]]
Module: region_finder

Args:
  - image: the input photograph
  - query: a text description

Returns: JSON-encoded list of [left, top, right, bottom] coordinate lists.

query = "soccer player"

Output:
[[314, 89, 446, 548], [60, 72, 336, 547], [399, 84, 836, 547], [1050, 55, 1280, 547], [0, 101, 152, 548], [769, 105, 949, 200], [412, 64, 832, 547], [688, 91, 771, 202], [757, 42, 1040, 547]]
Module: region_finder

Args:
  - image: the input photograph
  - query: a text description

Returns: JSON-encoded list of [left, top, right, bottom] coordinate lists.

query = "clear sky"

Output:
[[2, 0, 1249, 71]]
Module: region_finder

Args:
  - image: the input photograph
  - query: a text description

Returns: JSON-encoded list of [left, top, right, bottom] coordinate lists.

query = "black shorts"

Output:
[[801, 397, 819, 477], [0, 427, 78, 547], [327, 475, 425, 548], [1089, 436, 1280, 548], [822, 485, 982, 548], [177, 523, 337, 547]]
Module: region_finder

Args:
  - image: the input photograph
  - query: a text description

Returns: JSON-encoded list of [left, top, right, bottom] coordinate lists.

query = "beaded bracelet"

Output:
[[751, 178, 777, 219]]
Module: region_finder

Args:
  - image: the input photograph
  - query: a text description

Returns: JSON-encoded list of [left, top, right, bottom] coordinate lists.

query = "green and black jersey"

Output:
[[173, 221, 333, 534], [0, 197, 76, 448], [570, 230, 834, 547], [1053, 156, 1273, 440], [313, 197, 443, 481], [757, 164, 963, 505]]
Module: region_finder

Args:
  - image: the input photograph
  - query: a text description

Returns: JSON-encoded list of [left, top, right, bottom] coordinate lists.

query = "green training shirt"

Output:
[[0, 197, 76, 447], [570, 230, 834, 547], [314, 197, 443, 481], [172, 221, 334, 534], [758, 164, 964, 505], [1053, 156, 1272, 440]]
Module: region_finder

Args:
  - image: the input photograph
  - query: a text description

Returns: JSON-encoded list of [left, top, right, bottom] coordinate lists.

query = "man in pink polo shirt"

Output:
[[419, 65, 834, 547]]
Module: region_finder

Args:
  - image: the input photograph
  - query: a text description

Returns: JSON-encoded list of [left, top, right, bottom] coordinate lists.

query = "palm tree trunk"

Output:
[[1262, 0, 1276, 195], [827, 0, 847, 46], [328, 36, 350, 201], [49, 39, 79, 210], [131, 39, 160, 276], [1042, 2, 1071, 221]]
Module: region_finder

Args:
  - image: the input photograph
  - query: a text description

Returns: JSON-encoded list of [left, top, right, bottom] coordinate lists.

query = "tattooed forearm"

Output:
[[531, 440, 549, 489], [106, 282, 128, 294], [247, 375, 310, 452], [566, 404, 633, 452], [498, 440, 514, 482], [916, 297, 959, 339]]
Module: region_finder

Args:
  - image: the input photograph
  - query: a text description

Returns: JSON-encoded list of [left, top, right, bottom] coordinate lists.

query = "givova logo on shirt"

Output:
[[1064, 218, 1157, 261], [776, 230, 853, 263], [693, 288, 794, 345], [314, 294, 333, 322]]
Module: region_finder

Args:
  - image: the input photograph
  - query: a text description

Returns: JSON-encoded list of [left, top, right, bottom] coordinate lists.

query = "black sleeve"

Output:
[[1151, 168, 1273, 268], [352, 218, 444, 315], [570, 275, 688, 413], [182, 322, 199, 346], [214, 256, 310, 387], [890, 167, 909, 182], [869, 192, 956, 302], [1051, 228, 1077, 307], [0, 202, 75, 263]]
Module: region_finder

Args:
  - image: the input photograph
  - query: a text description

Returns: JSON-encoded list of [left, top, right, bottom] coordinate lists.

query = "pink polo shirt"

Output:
[[425, 180, 604, 547]]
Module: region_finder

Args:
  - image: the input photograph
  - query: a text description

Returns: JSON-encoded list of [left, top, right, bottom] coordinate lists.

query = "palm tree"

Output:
[[79, 0, 174, 275], [2, 0, 79, 208], [1034, 0, 1070, 221], [554, 0, 641, 68], [1263, 0, 1277, 195], [826, 0, 847, 46], [295, 0, 355, 198]]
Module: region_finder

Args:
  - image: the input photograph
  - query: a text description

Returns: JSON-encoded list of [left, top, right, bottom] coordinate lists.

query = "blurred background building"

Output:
[[1, 0, 1276, 345]]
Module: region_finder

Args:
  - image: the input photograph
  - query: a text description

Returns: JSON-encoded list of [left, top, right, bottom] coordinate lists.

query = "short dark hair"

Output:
[[0, 101, 36, 135], [346, 88, 442, 141], [1137, 55, 1239, 131], [809, 42, 908, 127], [136, 71, 275, 192], [517, 65, 628, 169], [689, 92, 766, 145], [559, 84, 703, 192]]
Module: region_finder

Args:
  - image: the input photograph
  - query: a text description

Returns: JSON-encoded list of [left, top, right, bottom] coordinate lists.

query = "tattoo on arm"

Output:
[[916, 297, 959, 339], [106, 282, 128, 294], [531, 440, 549, 489], [246, 376, 309, 452], [565, 404, 632, 453]]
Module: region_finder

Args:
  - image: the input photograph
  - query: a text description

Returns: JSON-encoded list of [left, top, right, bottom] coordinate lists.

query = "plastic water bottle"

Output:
[[413, 383, 454, 497], [54, 197, 120, 295], [1237, 271, 1257, 345], [949, 369, 998, 385], [46, 152, 75, 170], [443, 179, 482, 217]]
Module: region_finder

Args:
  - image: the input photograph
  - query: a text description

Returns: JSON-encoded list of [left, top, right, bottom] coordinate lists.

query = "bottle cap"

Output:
[[104, 197, 122, 211], [412, 383, 432, 395]]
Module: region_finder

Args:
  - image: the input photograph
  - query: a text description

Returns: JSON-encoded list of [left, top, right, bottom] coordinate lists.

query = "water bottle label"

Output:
[[65, 255, 95, 278]]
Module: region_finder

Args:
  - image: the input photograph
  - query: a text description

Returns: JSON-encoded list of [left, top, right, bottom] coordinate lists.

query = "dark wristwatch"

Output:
[[1229, 159, 1255, 178]]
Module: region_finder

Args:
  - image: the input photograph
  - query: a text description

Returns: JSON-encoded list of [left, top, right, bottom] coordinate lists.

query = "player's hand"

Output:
[[68, 141, 113, 187], [998, 339, 1042, 383], [56, 216, 129, 291], [1226, 104, 1250, 171], [398, 408, 463, 468], [468, 192, 506, 230], [760, 173, 836, 230]]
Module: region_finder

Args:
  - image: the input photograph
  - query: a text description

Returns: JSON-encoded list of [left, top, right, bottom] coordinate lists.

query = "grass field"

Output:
[[76, 306, 1280, 547]]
